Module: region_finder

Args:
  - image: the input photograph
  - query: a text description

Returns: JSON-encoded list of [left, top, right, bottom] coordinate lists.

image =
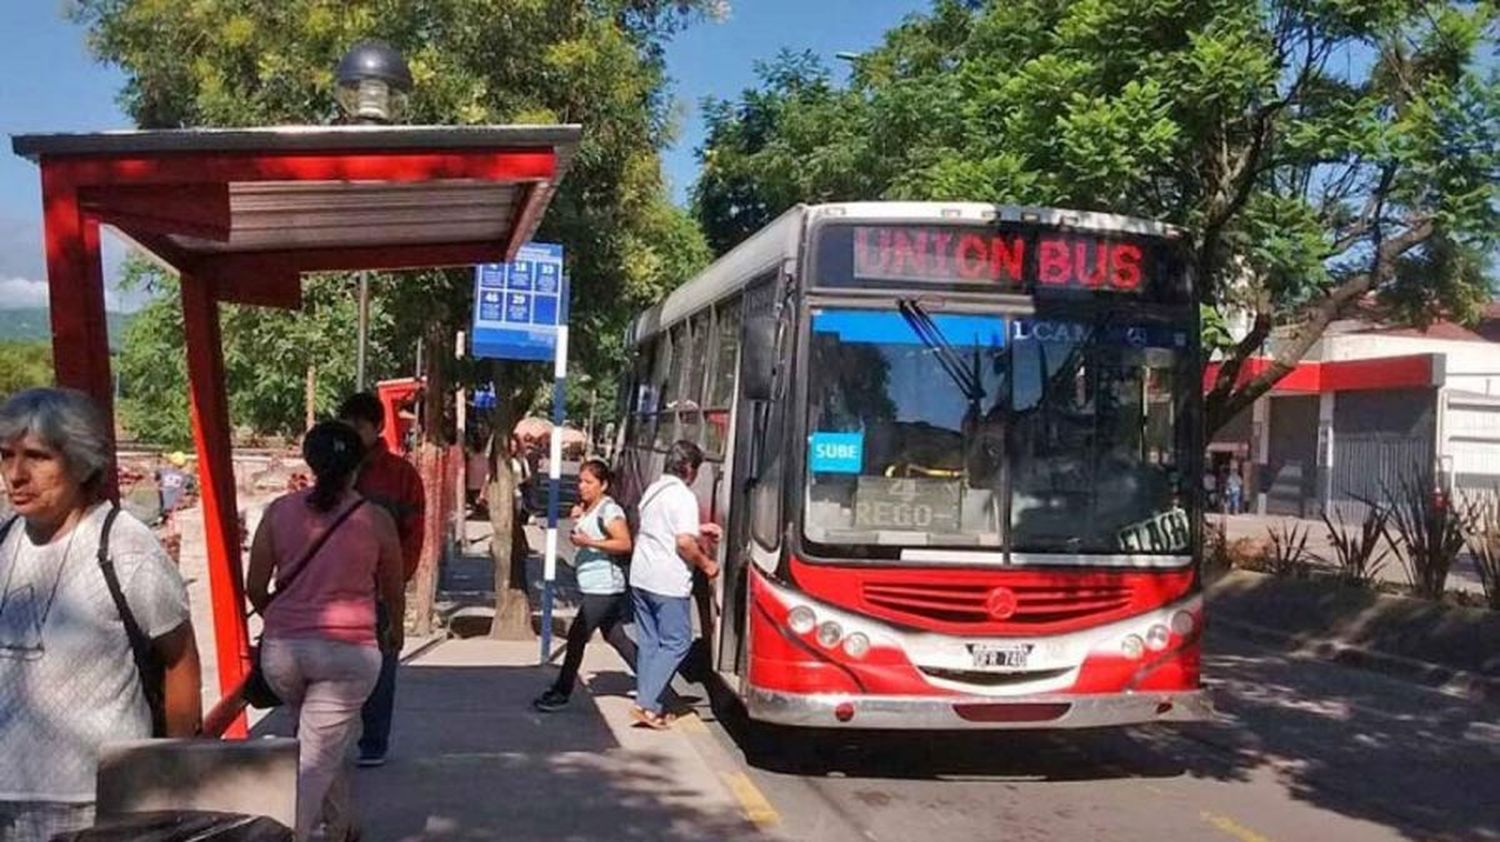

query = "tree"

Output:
[[693, 1, 1500, 433], [114, 256, 408, 445], [72, 0, 716, 635], [0, 342, 53, 402]]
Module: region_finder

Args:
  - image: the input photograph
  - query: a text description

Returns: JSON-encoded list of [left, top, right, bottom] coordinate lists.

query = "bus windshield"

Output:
[[803, 306, 1195, 557]]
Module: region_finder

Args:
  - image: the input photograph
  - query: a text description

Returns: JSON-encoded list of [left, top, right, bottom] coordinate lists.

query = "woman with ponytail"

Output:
[[247, 421, 404, 841]]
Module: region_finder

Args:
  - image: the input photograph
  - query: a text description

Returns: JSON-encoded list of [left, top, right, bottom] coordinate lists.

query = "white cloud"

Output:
[[0, 276, 131, 311], [0, 277, 49, 309]]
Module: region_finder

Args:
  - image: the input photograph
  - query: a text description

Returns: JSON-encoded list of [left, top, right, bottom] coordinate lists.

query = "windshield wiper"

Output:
[[897, 299, 986, 405]]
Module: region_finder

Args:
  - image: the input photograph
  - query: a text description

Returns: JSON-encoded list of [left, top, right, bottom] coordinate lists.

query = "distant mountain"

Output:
[[0, 308, 133, 351]]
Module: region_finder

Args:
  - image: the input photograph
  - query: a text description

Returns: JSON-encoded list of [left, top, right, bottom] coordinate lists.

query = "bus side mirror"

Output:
[[741, 314, 777, 402]]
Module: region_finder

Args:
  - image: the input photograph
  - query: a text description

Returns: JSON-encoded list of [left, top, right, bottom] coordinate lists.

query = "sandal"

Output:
[[629, 706, 673, 730]]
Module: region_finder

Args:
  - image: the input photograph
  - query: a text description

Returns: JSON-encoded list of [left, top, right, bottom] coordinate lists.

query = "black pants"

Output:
[[551, 592, 638, 697]]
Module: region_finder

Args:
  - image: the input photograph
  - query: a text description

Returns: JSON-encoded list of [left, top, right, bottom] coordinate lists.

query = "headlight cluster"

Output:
[[1121, 610, 1197, 659], [786, 605, 871, 659]]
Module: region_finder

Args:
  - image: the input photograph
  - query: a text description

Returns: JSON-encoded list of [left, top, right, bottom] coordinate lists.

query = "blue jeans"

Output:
[[631, 588, 693, 716], [359, 602, 398, 757]]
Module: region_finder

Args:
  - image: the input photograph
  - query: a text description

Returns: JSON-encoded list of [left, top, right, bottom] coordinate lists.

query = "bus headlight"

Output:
[[1146, 624, 1171, 652], [1121, 634, 1146, 660], [842, 632, 871, 659], [787, 606, 816, 635], [816, 621, 843, 648], [1170, 610, 1196, 636]]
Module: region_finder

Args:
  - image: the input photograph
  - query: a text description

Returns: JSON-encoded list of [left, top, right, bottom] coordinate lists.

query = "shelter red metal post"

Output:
[[14, 126, 580, 737]]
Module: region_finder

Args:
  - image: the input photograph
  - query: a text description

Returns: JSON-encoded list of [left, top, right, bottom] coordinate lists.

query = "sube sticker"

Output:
[[809, 432, 864, 474]]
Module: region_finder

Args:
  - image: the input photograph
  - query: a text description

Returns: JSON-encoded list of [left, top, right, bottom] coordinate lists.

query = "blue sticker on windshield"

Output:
[[809, 432, 864, 474], [812, 310, 1006, 347]]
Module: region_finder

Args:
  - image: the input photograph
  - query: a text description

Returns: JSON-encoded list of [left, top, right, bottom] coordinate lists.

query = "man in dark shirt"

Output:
[[338, 392, 425, 767]]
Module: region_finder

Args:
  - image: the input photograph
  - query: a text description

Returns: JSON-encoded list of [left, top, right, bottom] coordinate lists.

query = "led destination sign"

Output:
[[855, 226, 1144, 291], [811, 223, 1185, 300]]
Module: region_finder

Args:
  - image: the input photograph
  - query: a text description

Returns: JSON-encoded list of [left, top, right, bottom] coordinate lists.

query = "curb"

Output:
[[674, 709, 783, 837], [1212, 615, 1500, 707]]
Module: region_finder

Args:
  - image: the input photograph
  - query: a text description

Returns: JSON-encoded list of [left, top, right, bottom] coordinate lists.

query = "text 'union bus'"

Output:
[[616, 202, 1210, 729]]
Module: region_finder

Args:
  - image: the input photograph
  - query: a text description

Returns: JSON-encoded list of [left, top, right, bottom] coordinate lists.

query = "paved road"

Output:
[[695, 630, 1500, 842]]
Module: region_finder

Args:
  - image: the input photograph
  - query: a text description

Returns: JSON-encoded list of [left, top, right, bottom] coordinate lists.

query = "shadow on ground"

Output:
[[255, 662, 757, 842]]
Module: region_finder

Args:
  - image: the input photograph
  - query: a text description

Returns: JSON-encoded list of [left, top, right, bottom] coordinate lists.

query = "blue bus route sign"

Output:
[[472, 242, 567, 361]]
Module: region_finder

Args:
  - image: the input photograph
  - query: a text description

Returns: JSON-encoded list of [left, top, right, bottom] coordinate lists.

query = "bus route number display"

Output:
[[854, 477, 962, 533], [852, 225, 1149, 292]]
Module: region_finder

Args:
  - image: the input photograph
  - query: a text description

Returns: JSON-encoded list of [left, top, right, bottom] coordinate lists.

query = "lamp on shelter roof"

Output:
[[335, 40, 413, 124]]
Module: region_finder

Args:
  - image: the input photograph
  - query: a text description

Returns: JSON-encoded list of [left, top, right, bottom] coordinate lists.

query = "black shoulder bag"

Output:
[[243, 499, 365, 709], [94, 505, 170, 738]]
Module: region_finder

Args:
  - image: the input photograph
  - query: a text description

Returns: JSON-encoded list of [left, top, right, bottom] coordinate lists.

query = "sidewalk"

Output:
[[343, 637, 766, 841]]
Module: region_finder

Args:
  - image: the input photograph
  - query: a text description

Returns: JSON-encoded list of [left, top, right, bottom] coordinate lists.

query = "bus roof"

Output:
[[625, 202, 1184, 346]]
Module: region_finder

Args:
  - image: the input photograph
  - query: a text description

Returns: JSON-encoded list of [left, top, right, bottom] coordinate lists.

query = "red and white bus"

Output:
[[615, 202, 1210, 729]]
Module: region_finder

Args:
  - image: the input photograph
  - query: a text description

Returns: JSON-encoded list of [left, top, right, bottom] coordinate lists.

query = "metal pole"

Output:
[[356, 272, 370, 390], [540, 323, 568, 663], [455, 331, 468, 550]]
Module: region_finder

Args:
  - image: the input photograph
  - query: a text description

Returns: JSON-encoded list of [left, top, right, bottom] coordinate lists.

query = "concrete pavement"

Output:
[[341, 638, 765, 841]]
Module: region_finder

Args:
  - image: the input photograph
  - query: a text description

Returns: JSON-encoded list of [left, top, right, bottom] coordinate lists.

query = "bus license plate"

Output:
[[969, 643, 1032, 670]]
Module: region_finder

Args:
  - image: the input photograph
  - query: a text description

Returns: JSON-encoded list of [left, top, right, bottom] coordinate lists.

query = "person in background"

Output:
[[0, 388, 201, 841], [533, 459, 636, 712], [155, 451, 194, 515], [1202, 468, 1218, 514], [336, 392, 425, 768], [629, 440, 719, 730], [248, 421, 404, 842], [1225, 464, 1245, 515]]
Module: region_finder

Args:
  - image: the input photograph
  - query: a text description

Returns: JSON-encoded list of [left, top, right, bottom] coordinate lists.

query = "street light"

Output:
[[335, 40, 413, 388], [335, 39, 413, 125]]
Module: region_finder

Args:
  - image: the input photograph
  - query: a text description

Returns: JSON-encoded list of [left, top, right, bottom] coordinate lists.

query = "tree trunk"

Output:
[[410, 323, 451, 638], [488, 362, 533, 639]]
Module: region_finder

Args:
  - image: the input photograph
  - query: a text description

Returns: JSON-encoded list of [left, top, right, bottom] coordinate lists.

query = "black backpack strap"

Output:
[[96, 504, 168, 736], [0, 515, 16, 545]]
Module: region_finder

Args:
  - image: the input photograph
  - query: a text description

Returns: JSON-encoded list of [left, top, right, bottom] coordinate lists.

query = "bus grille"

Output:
[[861, 581, 1134, 629]]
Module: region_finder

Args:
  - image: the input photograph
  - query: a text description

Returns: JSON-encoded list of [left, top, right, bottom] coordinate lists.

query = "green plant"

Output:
[[1266, 521, 1312, 579], [1204, 518, 1230, 576], [1461, 489, 1500, 610], [1380, 474, 1468, 600], [1320, 504, 1393, 586]]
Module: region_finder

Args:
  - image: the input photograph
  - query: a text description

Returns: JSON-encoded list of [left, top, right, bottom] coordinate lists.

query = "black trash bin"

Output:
[[53, 811, 291, 842]]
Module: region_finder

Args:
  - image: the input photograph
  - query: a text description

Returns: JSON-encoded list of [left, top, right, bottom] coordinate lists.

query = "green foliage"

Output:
[[70, 0, 715, 438], [692, 0, 1500, 425], [114, 256, 407, 444], [0, 341, 53, 402]]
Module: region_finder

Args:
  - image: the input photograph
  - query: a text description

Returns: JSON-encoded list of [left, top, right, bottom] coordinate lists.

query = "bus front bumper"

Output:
[[745, 687, 1214, 730]]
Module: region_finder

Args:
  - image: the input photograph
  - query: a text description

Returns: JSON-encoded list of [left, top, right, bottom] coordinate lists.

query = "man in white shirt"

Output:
[[629, 440, 718, 728]]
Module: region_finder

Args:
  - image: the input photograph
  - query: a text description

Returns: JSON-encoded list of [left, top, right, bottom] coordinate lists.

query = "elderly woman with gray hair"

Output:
[[0, 388, 201, 841]]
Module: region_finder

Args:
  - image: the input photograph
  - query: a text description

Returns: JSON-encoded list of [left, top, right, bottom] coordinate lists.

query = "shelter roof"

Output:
[[10, 124, 581, 307]]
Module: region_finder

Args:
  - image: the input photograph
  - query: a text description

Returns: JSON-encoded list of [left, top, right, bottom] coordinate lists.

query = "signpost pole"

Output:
[[541, 322, 567, 663]]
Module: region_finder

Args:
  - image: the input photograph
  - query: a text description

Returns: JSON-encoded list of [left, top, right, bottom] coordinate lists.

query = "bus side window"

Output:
[[750, 288, 789, 549]]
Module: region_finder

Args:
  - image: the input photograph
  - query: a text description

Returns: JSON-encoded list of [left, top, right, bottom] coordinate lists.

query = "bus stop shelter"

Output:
[[11, 125, 581, 736]]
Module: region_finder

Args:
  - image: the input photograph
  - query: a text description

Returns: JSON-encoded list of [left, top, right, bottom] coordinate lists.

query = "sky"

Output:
[[0, 1, 922, 315]]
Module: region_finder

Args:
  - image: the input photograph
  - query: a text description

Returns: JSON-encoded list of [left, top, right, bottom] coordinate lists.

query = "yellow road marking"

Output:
[[724, 771, 781, 829], [1200, 811, 1274, 842]]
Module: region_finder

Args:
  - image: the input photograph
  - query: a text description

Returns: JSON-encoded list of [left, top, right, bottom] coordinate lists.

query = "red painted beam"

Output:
[[502, 181, 545, 261], [180, 273, 250, 739], [1320, 354, 1439, 392], [46, 149, 555, 187], [80, 182, 232, 242], [39, 165, 118, 496], [1202, 354, 1441, 395]]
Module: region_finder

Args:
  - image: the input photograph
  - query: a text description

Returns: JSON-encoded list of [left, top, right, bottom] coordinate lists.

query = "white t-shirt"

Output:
[[628, 475, 701, 598], [0, 503, 191, 803]]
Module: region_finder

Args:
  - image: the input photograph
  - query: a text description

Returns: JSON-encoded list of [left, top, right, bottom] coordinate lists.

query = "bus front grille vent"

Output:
[[861, 581, 1134, 630]]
